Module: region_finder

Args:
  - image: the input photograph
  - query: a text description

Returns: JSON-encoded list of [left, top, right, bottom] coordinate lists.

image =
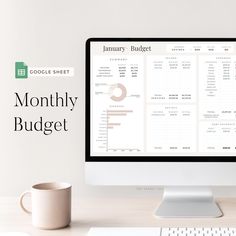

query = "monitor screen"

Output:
[[86, 39, 236, 161]]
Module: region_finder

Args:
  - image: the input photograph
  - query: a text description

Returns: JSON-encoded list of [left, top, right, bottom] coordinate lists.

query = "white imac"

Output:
[[85, 38, 236, 217]]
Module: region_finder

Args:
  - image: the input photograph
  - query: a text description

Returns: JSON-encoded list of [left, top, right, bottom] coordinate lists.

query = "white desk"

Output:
[[1, 197, 236, 236]]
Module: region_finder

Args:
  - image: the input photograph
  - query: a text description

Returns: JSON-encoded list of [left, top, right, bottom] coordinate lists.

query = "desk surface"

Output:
[[1, 197, 236, 236]]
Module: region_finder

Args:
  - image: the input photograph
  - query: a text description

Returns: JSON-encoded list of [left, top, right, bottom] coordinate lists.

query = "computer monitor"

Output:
[[85, 38, 236, 218]]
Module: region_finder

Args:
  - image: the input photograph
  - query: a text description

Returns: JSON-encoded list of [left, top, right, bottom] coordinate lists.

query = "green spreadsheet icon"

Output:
[[15, 62, 28, 79]]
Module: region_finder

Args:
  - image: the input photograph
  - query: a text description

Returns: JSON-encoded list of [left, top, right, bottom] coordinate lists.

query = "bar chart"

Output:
[[96, 109, 141, 152]]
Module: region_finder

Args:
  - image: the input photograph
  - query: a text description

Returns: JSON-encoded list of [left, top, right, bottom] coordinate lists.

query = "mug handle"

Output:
[[20, 191, 32, 214]]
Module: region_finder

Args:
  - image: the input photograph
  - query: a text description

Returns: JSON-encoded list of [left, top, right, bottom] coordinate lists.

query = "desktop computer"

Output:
[[85, 38, 236, 220]]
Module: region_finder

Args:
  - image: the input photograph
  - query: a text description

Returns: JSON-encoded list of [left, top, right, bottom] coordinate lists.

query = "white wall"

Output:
[[0, 0, 236, 198]]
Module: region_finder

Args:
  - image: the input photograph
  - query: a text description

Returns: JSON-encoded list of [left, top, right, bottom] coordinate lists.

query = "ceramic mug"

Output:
[[20, 182, 71, 229]]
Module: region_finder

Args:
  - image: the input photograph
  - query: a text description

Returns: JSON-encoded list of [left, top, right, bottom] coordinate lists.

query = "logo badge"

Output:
[[15, 62, 28, 79]]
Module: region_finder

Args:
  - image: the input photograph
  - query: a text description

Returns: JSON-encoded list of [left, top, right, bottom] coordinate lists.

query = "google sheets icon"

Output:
[[15, 62, 28, 79]]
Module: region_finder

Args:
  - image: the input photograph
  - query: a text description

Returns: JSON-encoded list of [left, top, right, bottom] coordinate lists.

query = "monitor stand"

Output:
[[155, 187, 223, 218]]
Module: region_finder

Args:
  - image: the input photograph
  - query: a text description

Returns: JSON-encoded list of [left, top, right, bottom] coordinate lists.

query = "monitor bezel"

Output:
[[86, 38, 236, 162]]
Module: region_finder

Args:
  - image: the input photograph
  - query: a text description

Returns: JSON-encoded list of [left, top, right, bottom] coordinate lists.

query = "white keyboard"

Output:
[[88, 227, 236, 236]]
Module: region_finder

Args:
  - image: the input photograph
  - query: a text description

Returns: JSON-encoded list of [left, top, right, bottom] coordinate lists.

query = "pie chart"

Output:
[[110, 83, 127, 102]]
